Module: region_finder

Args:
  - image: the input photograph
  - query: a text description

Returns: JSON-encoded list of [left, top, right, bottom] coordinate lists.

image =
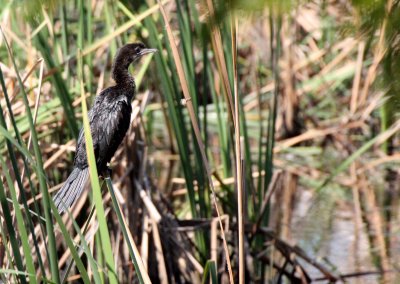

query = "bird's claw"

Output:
[[100, 166, 112, 178]]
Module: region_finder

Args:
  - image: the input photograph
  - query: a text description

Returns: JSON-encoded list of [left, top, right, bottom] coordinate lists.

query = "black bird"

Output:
[[54, 43, 156, 213]]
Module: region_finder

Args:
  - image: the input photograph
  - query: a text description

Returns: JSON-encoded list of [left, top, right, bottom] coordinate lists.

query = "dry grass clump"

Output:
[[1, 0, 399, 283]]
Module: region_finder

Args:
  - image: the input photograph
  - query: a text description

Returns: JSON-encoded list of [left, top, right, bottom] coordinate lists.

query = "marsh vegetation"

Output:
[[0, 0, 399, 283]]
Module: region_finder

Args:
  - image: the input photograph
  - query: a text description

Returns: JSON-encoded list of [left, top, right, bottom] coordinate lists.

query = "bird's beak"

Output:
[[139, 48, 158, 57]]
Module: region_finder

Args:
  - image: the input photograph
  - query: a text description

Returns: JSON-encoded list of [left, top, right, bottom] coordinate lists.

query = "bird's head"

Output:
[[111, 43, 157, 84], [115, 43, 157, 66]]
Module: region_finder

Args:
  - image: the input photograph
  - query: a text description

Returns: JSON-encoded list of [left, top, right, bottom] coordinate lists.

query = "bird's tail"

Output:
[[53, 167, 89, 214]]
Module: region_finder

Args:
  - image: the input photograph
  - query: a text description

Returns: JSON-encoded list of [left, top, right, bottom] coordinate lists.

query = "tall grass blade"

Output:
[[106, 178, 151, 284], [263, 15, 281, 208], [0, 270, 35, 282], [0, 64, 47, 277], [49, 202, 91, 284], [35, 32, 78, 138], [205, 0, 235, 123], [60, 207, 101, 284], [143, 15, 197, 219], [0, 125, 34, 163], [0, 166, 26, 284], [230, 9, 244, 284], [78, 49, 118, 283], [1, 27, 60, 282], [0, 155, 37, 284], [59, 206, 97, 283], [318, 119, 400, 191], [156, 1, 234, 282], [80, 0, 170, 58], [0, 223, 17, 283], [201, 260, 218, 284]]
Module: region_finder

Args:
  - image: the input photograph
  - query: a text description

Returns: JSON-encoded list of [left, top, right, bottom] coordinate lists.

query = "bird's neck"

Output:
[[111, 60, 135, 88]]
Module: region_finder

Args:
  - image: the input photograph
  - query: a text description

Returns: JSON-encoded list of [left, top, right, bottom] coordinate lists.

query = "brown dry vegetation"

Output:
[[0, 0, 400, 283]]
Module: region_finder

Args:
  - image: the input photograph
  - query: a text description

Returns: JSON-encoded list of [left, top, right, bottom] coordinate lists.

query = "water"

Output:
[[290, 188, 378, 283]]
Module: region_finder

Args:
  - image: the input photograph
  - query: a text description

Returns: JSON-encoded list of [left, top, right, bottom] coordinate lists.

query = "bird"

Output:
[[53, 43, 157, 214]]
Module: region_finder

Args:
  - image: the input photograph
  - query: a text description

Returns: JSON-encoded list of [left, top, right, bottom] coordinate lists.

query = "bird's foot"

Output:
[[100, 166, 112, 179]]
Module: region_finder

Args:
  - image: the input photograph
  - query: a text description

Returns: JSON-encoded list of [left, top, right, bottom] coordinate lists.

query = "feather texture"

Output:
[[52, 43, 155, 214], [54, 167, 89, 213]]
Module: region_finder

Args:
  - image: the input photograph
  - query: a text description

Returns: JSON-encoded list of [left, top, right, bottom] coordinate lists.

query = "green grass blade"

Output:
[[34, 32, 78, 137], [49, 202, 91, 284], [106, 178, 151, 284], [0, 223, 18, 283], [78, 50, 118, 283], [262, 15, 281, 203], [143, 15, 198, 218], [64, 207, 101, 284], [0, 167, 26, 284], [60, 206, 97, 284], [0, 125, 34, 163], [59, 1, 69, 57], [1, 28, 60, 282], [0, 270, 37, 282], [0, 155, 37, 284], [206, 61, 231, 177], [201, 260, 218, 284], [95, 233, 105, 283], [85, 0, 93, 93], [318, 120, 400, 191], [0, 66, 47, 276]]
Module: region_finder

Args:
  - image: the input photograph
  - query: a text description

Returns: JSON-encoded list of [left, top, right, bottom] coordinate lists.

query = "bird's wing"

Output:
[[89, 92, 132, 171], [73, 91, 107, 168], [73, 88, 131, 171]]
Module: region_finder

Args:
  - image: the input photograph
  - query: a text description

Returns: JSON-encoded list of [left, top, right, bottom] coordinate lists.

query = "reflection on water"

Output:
[[290, 188, 378, 283]]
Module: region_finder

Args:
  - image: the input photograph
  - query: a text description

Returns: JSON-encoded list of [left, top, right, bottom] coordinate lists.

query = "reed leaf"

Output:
[[78, 49, 118, 283]]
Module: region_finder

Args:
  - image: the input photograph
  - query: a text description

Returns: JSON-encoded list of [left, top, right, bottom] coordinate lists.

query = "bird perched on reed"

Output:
[[53, 43, 156, 213]]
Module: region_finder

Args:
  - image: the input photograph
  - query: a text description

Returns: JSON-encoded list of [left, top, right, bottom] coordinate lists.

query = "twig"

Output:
[[313, 270, 396, 282], [253, 170, 282, 234]]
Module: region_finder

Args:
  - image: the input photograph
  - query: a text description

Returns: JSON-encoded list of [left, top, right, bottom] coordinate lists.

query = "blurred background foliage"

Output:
[[0, 0, 400, 283]]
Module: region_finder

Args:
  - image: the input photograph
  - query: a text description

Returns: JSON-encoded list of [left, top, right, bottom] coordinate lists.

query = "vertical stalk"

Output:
[[156, 1, 234, 282], [78, 50, 118, 283], [231, 10, 244, 284], [1, 28, 60, 283]]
